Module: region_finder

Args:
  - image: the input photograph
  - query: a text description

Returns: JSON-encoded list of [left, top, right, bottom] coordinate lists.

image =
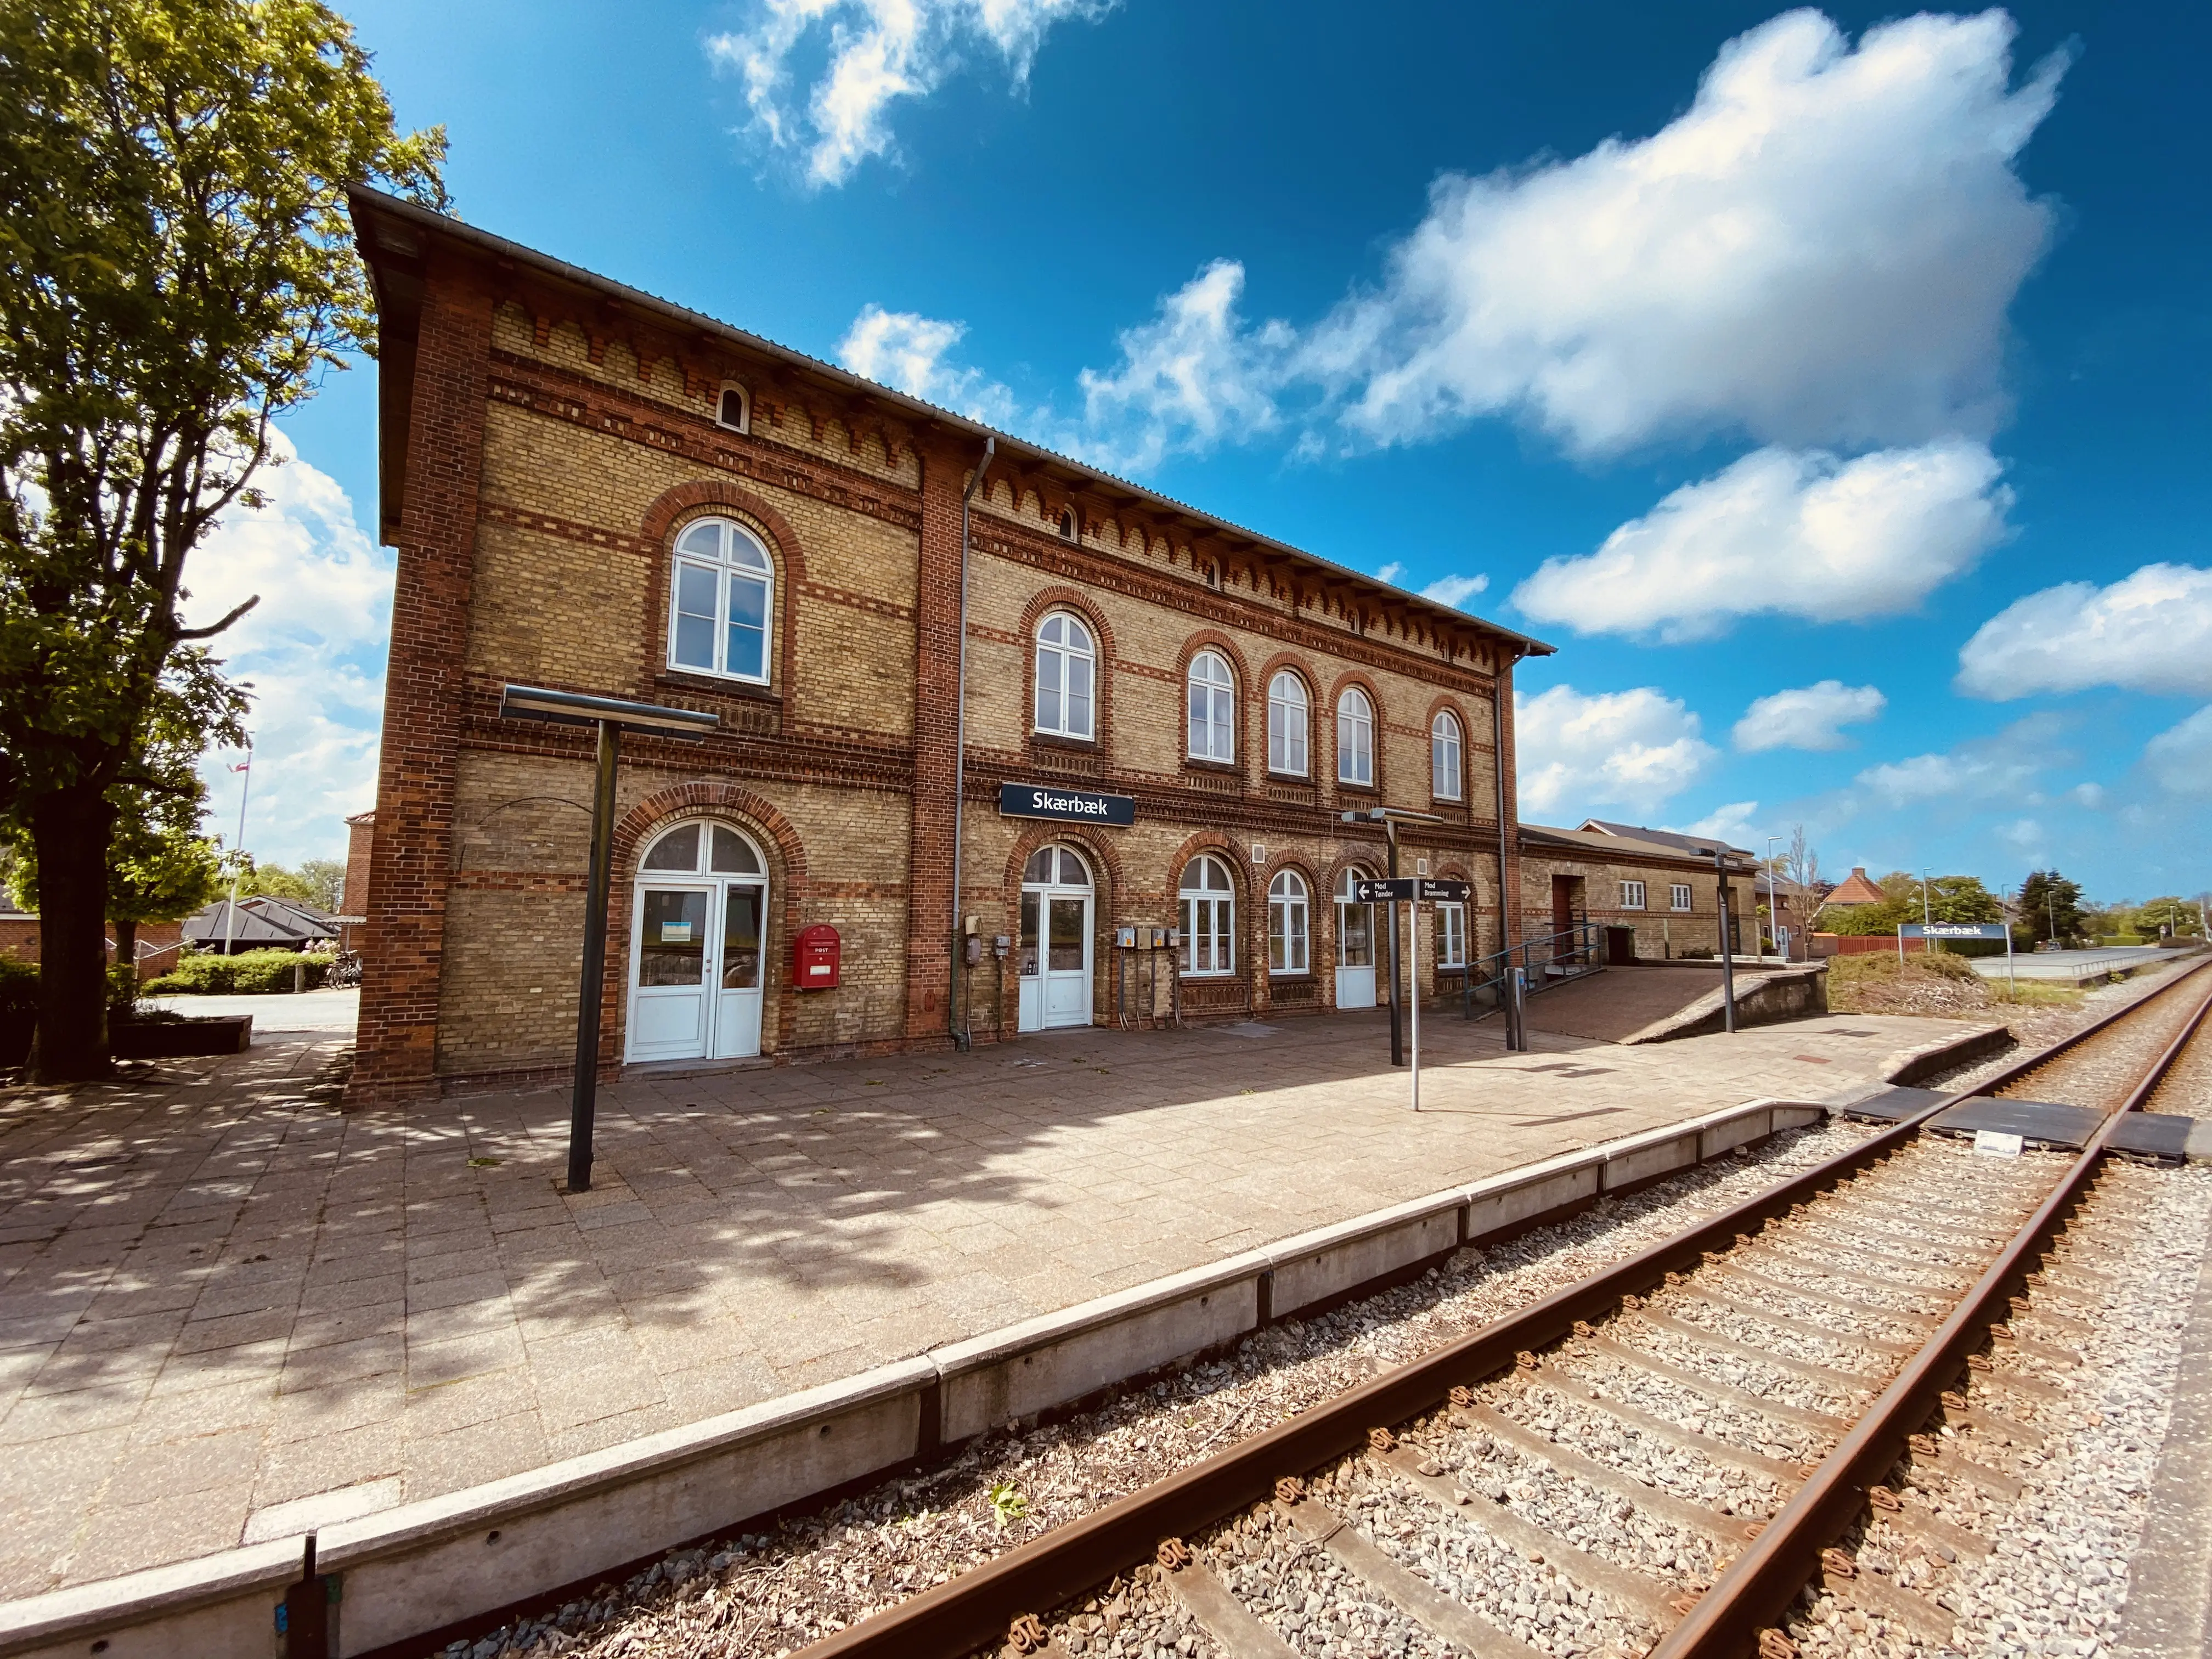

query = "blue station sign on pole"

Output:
[[1898, 920, 2016, 989]]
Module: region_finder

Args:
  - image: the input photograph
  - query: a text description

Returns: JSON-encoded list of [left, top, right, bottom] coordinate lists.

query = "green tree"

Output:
[[1822, 876, 2004, 939], [2018, 870, 2086, 947], [296, 857, 345, 912], [0, 0, 443, 1079], [2121, 897, 2203, 939], [234, 859, 316, 904]]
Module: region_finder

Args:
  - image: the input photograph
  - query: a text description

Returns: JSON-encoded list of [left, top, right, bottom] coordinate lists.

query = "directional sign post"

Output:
[[1900, 920, 2015, 991], [1349, 879, 1469, 1109]]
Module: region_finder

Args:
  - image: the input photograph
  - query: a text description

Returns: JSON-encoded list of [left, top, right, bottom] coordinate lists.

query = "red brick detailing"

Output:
[[1172, 627, 1252, 781], [903, 441, 970, 1041], [352, 259, 495, 1098]]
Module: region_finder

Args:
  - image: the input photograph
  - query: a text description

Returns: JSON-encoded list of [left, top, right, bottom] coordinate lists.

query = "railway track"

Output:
[[791, 956, 2212, 1659]]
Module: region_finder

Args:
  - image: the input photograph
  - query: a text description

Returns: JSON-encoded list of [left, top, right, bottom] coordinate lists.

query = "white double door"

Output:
[[1335, 876, 1378, 1010], [626, 877, 766, 1062], [1018, 882, 1093, 1031]]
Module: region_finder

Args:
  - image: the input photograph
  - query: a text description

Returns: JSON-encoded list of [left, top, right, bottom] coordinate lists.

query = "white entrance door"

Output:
[[1334, 867, 1377, 1010], [1018, 844, 1094, 1032], [627, 822, 770, 1064], [630, 883, 715, 1061]]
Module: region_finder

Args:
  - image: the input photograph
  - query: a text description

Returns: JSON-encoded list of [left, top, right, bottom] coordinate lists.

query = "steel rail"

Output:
[[791, 955, 2212, 1659], [1652, 959, 2212, 1659]]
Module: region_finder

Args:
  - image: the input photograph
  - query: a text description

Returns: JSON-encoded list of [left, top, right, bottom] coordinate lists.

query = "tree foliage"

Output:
[[2018, 870, 2087, 947], [0, 0, 443, 1076], [1823, 875, 2006, 937]]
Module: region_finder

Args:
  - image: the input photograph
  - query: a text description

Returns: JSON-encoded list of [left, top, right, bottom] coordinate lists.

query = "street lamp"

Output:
[[1764, 834, 1783, 962], [1341, 805, 1445, 1066], [499, 685, 718, 1192], [1921, 866, 1935, 961], [1696, 843, 1739, 1032]]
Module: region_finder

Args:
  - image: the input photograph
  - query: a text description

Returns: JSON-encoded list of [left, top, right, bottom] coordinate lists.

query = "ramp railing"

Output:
[[1456, 919, 1605, 1019]]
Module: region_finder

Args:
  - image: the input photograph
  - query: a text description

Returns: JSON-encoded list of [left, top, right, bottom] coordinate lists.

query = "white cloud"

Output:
[[1303, 9, 2064, 455], [836, 303, 1019, 425], [2068, 782, 2106, 809], [1673, 800, 1762, 847], [1420, 573, 1489, 610], [1516, 684, 1718, 820], [1074, 260, 1291, 473], [1956, 563, 2212, 699], [1512, 440, 2010, 641], [1375, 561, 1404, 585], [1733, 679, 1886, 752], [2145, 707, 2212, 796], [1850, 716, 2060, 811], [183, 430, 393, 868], [708, 0, 1113, 189]]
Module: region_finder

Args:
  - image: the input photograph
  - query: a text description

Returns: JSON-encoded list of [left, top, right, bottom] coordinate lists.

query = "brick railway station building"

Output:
[[345, 190, 1748, 1100]]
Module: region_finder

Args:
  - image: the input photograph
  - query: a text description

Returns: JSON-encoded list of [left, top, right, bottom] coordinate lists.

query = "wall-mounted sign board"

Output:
[[998, 782, 1136, 827]]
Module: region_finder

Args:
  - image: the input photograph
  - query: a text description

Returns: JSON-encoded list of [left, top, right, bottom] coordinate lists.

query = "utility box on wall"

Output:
[[793, 923, 841, 990]]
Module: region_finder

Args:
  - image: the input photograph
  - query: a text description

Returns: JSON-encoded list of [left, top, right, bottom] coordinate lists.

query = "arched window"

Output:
[[1268, 870, 1309, 973], [1022, 845, 1091, 887], [1336, 687, 1374, 786], [1187, 650, 1235, 763], [1431, 710, 1463, 800], [715, 382, 750, 433], [1268, 672, 1309, 776], [1034, 612, 1096, 739], [667, 517, 774, 684], [1057, 507, 1078, 541], [1180, 855, 1234, 976]]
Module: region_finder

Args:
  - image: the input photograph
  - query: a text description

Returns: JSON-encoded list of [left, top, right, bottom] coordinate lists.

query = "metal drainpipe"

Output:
[[947, 437, 995, 1051], [1491, 656, 1515, 960]]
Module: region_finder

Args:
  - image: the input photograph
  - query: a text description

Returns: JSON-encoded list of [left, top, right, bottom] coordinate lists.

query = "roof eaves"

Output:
[[346, 186, 1558, 663]]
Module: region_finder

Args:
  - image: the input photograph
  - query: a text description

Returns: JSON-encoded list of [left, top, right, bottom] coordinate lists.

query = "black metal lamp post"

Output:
[[1701, 842, 1738, 1034], [499, 685, 718, 1193]]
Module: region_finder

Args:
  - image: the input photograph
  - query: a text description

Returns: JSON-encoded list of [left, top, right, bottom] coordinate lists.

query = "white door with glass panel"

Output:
[[1334, 866, 1377, 1009], [1018, 845, 1093, 1032], [627, 821, 769, 1063]]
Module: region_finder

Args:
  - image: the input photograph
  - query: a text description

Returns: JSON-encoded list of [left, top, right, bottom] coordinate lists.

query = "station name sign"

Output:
[[1355, 877, 1471, 904], [998, 782, 1136, 827], [1898, 922, 2009, 940]]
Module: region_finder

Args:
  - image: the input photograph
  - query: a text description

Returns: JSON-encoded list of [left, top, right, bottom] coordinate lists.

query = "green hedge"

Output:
[[142, 949, 330, 995]]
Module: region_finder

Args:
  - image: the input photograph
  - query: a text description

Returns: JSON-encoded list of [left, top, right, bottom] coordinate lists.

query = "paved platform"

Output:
[[0, 1006, 1974, 1598], [1515, 964, 1752, 1043]]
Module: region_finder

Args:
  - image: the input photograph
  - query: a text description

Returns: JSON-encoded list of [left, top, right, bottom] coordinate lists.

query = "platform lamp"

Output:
[[499, 685, 719, 1193], [1341, 805, 1444, 1066]]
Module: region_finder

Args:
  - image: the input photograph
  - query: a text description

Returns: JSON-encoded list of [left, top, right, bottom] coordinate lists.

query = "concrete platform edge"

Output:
[[0, 1093, 1837, 1659]]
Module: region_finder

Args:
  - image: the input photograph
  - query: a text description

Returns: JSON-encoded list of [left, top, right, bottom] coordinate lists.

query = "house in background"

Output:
[[183, 896, 341, 955], [1, 891, 186, 973], [1822, 867, 1891, 909], [1517, 821, 1756, 960]]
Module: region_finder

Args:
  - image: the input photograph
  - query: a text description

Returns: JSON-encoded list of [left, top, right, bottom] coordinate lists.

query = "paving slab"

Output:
[[0, 1006, 1972, 1597]]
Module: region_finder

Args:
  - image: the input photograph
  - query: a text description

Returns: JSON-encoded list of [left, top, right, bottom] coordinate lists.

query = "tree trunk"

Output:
[[30, 785, 117, 1082]]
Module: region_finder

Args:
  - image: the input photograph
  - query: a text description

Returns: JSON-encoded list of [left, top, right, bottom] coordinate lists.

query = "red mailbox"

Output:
[[793, 923, 841, 990]]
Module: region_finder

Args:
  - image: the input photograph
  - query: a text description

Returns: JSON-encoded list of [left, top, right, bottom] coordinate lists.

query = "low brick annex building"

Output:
[[346, 189, 1563, 1098], [1517, 821, 1759, 960]]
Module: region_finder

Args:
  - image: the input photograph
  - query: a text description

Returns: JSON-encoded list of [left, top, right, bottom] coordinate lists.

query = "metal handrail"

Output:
[[1457, 920, 1605, 1018]]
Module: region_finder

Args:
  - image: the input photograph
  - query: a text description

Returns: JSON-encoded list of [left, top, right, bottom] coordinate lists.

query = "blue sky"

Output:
[[205, 0, 2210, 904]]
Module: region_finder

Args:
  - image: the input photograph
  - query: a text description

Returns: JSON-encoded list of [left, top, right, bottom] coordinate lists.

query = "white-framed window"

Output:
[[1187, 650, 1235, 763], [1620, 881, 1647, 910], [1180, 854, 1235, 975], [1057, 507, 1079, 541], [1671, 883, 1693, 912], [1268, 870, 1309, 973], [714, 382, 750, 433], [1436, 901, 1468, 968], [668, 517, 774, 683], [1431, 709, 1463, 800], [1336, 687, 1374, 786], [1034, 612, 1096, 739], [1267, 671, 1309, 776]]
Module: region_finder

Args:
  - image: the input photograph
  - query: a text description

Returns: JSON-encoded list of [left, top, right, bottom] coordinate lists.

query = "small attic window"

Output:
[[1057, 507, 1078, 541], [1203, 560, 1221, 590], [715, 383, 750, 434]]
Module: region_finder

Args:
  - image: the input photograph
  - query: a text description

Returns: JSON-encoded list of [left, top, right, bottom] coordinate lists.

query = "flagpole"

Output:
[[222, 741, 253, 957]]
